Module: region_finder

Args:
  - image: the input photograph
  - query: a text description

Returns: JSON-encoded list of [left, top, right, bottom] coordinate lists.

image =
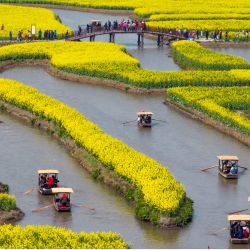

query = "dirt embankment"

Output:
[[0, 183, 25, 224], [0, 60, 165, 95], [164, 98, 250, 147]]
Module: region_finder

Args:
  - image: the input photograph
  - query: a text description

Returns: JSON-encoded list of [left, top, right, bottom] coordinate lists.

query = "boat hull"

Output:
[[218, 166, 238, 179], [231, 238, 249, 244], [219, 171, 238, 179], [53, 201, 71, 212], [138, 122, 151, 127]]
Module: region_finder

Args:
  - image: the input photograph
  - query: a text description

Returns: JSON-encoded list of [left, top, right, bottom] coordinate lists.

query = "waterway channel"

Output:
[[0, 8, 249, 249], [1, 65, 250, 248]]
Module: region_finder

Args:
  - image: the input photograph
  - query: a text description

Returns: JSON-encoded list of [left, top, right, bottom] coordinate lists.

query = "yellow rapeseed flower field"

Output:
[[4, 0, 250, 32], [0, 4, 70, 39], [0, 41, 250, 88], [167, 86, 250, 135], [171, 40, 250, 70], [0, 78, 186, 214], [0, 225, 129, 248]]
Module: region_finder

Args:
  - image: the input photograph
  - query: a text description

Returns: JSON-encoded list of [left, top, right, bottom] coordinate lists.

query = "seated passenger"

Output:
[[46, 176, 54, 187], [60, 193, 69, 206]]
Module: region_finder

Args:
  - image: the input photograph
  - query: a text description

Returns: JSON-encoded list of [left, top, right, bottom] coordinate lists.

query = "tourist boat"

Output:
[[137, 111, 153, 127], [52, 187, 74, 212], [38, 169, 59, 195], [228, 214, 250, 244], [217, 155, 239, 179]]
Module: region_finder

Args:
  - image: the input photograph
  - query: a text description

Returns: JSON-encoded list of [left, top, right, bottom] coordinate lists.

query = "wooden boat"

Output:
[[38, 169, 59, 195], [137, 111, 153, 127], [52, 187, 74, 212], [228, 214, 250, 244], [217, 155, 239, 179]]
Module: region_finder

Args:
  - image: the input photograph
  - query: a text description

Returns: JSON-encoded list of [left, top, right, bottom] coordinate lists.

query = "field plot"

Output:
[[0, 224, 128, 248], [3, 0, 250, 33], [0, 4, 70, 39], [171, 41, 250, 70], [1, 41, 250, 89], [167, 86, 250, 136]]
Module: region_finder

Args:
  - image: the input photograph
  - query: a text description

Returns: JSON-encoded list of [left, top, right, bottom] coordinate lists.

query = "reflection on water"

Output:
[[1, 66, 250, 248]]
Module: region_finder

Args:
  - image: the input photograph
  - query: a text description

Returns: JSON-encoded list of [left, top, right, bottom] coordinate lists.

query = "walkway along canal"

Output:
[[1, 66, 249, 248]]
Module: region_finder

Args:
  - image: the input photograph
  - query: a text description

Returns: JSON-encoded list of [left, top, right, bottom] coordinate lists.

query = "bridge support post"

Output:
[[157, 34, 160, 46], [109, 33, 115, 43], [90, 35, 95, 42], [137, 33, 141, 46], [157, 34, 164, 46], [141, 33, 144, 47]]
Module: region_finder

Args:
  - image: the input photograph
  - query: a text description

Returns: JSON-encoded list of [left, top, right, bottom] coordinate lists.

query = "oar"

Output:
[[228, 208, 249, 215], [152, 119, 167, 123], [201, 165, 218, 171], [32, 204, 53, 212], [23, 186, 35, 195], [239, 165, 248, 170], [122, 119, 137, 125], [74, 204, 96, 211], [209, 227, 229, 236]]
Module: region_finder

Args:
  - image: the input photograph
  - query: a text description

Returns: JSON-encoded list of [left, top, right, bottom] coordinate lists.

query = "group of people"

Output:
[[40, 174, 58, 189], [221, 160, 238, 174], [137, 114, 151, 125], [231, 221, 250, 239], [55, 192, 70, 207], [76, 19, 147, 35], [8, 29, 58, 41], [171, 28, 250, 41]]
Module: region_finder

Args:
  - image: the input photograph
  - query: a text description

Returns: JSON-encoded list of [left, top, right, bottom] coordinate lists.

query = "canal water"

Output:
[[1, 66, 249, 248], [211, 47, 250, 63], [0, 8, 249, 249]]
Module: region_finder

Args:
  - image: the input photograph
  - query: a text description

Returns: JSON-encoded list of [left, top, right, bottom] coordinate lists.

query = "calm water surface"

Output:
[[212, 47, 250, 63], [1, 66, 249, 248]]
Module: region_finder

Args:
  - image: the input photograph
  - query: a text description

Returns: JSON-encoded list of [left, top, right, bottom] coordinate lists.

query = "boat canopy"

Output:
[[137, 112, 153, 116], [217, 155, 239, 161], [228, 214, 250, 221], [52, 187, 74, 194], [38, 169, 59, 174]]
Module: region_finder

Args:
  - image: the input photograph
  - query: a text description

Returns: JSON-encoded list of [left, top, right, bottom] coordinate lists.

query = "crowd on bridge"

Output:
[[169, 28, 249, 41], [76, 19, 147, 36]]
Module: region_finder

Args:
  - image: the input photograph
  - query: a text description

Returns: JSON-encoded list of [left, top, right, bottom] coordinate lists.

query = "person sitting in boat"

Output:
[[46, 175, 54, 187], [222, 160, 229, 173], [60, 193, 69, 206], [230, 163, 238, 174], [52, 175, 59, 185]]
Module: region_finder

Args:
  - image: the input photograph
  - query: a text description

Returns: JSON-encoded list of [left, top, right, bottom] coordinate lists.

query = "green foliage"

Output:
[[0, 193, 16, 211], [92, 168, 101, 179], [0, 183, 9, 193]]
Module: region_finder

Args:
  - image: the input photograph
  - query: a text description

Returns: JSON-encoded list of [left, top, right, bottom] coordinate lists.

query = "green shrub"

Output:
[[0, 193, 16, 211]]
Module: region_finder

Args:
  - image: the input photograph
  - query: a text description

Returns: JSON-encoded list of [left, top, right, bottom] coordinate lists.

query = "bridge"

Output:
[[67, 27, 185, 47]]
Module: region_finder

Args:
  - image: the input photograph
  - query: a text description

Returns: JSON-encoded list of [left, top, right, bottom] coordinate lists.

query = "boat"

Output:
[[38, 169, 59, 195], [228, 214, 250, 244], [217, 155, 239, 179], [52, 187, 74, 212], [137, 111, 153, 127]]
